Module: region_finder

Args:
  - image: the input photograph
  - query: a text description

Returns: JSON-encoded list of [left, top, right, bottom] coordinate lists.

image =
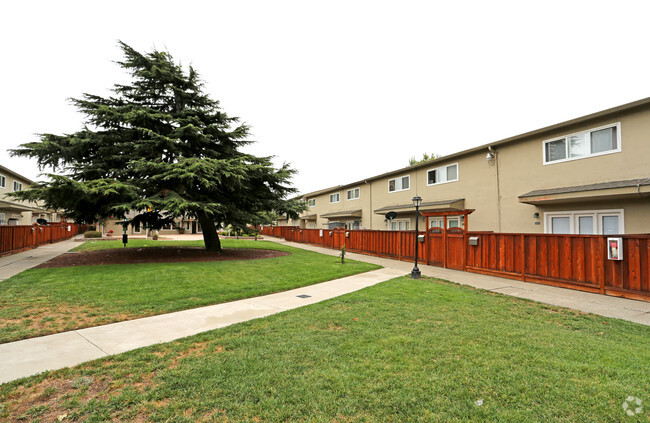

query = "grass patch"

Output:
[[71, 238, 208, 252], [0, 240, 379, 344], [1, 277, 648, 421]]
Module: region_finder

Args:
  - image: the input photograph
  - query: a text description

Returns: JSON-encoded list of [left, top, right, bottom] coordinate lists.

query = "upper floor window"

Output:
[[307, 198, 316, 207], [347, 187, 360, 200], [13, 181, 22, 191], [427, 163, 458, 185], [0, 175, 5, 189], [543, 123, 621, 164], [388, 175, 410, 193], [329, 193, 340, 203]]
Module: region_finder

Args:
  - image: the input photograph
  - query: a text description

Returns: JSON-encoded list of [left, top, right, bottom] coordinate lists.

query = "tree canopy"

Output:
[[10, 41, 304, 251], [408, 153, 439, 166]]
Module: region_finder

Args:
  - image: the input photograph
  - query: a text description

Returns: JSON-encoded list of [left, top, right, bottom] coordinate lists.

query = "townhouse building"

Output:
[[284, 97, 650, 235], [0, 164, 60, 225]]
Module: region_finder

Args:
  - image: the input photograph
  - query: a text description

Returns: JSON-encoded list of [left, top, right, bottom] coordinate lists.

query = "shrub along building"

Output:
[[0, 164, 61, 225], [282, 97, 650, 235]]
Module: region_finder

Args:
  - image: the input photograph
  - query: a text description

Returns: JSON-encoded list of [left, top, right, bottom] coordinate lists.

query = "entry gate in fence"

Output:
[[261, 225, 650, 302]]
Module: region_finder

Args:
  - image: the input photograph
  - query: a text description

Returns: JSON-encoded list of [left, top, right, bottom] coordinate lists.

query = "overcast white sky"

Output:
[[1, 0, 649, 195]]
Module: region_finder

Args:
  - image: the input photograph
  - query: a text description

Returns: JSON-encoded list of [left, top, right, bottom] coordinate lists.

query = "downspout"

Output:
[[489, 146, 502, 232], [365, 180, 372, 229]]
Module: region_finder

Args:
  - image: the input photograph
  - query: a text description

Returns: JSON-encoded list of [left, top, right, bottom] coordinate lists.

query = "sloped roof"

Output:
[[519, 178, 650, 198], [299, 97, 650, 197]]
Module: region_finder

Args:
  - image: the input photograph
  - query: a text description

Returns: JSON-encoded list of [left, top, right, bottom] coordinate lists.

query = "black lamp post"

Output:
[[411, 195, 422, 279]]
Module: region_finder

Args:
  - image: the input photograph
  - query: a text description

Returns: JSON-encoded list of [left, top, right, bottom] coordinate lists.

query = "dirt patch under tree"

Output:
[[35, 247, 290, 269]]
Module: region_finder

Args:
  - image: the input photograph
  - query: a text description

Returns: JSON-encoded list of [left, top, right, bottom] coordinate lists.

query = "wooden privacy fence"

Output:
[[261, 226, 650, 302], [0, 223, 88, 257]]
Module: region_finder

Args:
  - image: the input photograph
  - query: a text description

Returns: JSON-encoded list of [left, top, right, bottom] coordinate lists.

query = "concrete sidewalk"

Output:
[[0, 238, 82, 282], [0, 267, 403, 384], [264, 237, 650, 326], [1, 235, 648, 385]]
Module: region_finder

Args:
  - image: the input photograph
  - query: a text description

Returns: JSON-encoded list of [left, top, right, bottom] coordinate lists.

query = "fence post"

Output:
[[599, 236, 606, 294], [443, 228, 448, 268], [520, 234, 526, 281], [398, 232, 402, 261], [462, 231, 467, 271]]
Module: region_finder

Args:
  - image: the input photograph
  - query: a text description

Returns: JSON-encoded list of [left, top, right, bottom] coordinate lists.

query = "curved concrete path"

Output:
[[0, 266, 403, 384], [1, 234, 648, 385]]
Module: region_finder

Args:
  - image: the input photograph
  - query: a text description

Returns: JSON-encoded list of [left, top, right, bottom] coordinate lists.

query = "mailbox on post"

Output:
[[122, 234, 128, 247]]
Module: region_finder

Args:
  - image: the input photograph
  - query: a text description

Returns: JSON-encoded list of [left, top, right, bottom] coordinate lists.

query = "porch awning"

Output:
[[374, 199, 464, 214], [0, 200, 44, 213], [320, 209, 362, 219], [299, 214, 317, 221], [518, 179, 650, 205]]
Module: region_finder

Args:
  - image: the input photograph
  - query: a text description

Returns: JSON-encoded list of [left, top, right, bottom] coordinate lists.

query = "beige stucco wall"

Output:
[[303, 183, 373, 229], [0, 170, 51, 225], [367, 154, 502, 231], [492, 107, 650, 233], [296, 105, 650, 234]]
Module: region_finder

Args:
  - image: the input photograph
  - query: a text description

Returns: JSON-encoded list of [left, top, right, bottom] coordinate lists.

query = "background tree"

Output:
[[408, 152, 439, 166], [10, 41, 304, 251]]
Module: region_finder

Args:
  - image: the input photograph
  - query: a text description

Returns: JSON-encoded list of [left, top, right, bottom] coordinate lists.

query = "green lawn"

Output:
[[0, 240, 379, 344], [1, 276, 648, 421], [71, 238, 210, 251]]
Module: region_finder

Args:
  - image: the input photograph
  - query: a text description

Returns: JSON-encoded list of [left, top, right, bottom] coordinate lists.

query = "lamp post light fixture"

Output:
[[411, 195, 422, 279]]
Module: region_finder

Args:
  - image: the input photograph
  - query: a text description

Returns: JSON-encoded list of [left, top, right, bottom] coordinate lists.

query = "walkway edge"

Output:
[[0, 267, 404, 385], [263, 236, 650, 326]]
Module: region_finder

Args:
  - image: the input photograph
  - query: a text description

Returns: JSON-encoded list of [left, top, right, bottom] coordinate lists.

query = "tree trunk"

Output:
[[197, 212, 221, 251]]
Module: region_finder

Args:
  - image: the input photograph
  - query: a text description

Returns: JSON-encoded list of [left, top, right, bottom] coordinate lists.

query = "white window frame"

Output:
[[345, 220, 361, 230], [388, 175, 410, 193], [542, 122, 621, 165], [307, 198, 316, 207], [13, 181, 22, 192], [427, 163, 459, 186], [428, 216, 463, 229], [390, 219, 410, 231], [0, 213, 5, 225], [0, 174, 5, 189], [346, 187, 360, 201], [544, 209, 624, 235], [329, 193, 340, 204]]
